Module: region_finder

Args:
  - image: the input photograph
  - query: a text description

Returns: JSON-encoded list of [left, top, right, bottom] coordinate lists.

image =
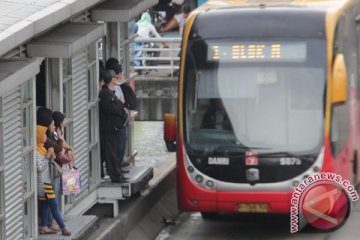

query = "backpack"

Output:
[[120, 83, 138, 110]]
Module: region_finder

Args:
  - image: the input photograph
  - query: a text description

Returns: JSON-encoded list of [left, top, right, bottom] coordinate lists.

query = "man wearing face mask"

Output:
[[99, 70, 128, 183]]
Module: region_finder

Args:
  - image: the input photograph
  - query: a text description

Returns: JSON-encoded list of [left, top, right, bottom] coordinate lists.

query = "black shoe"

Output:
[[120, 169, 130, 174], [121, 163, 130, 167]]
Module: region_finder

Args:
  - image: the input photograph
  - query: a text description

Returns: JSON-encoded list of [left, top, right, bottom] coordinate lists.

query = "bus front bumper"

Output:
[[179, 190, 293, 214]]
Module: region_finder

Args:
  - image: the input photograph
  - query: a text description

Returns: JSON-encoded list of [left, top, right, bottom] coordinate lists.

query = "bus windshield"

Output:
[[183, 38, 326, 156]]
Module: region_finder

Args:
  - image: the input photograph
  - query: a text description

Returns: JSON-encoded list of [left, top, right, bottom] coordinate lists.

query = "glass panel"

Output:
[[0, 96, 2, 119], [63, 82, 67, 117], [0, 219, 4, 240], [0, 171, 3, 218], [87, 44, 96, 62], [98, 38, 104, 61], [0, 155, 3, 237], [63, 83, 69, 116], [22, 106, 32, 147], [21, 80, 32, 102], [0, 121, 3, 168], [22, 153, 33, 194], [88, 67, 95, 102], [92, 66, 97, 101], [87, 45, 92, 61], [23, 199, 33, 239], [87, 43, 97, 103], [88, 111, 92, 144], [90, 146, 99, 185], [63, 123, 73, 147], [63, 81, 72, 118], [63, 58, 72, 77], [88, 108, 97, 144], [89, 150, 93, 183], [88, 69, 92, 102]]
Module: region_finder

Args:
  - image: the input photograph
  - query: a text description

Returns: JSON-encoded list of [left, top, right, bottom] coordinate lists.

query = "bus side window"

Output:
[[331, 103, 349, 157], [330, 111, 339, 153]]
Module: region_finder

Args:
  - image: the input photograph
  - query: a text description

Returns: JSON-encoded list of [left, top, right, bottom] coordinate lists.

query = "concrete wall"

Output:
[[135, 79, 178, 121], [86, 167, 179, 240]]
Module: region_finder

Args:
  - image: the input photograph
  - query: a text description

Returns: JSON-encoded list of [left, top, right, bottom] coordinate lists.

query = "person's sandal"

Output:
[[48, 223, 61, 232], [61, 228, 71, 236], [39, 226, 57, 234]]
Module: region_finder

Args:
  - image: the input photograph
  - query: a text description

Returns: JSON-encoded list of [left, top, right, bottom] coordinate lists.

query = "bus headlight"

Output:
[[187, 166, 194, 173], [292, 180, 300, 187], [195, 175, 203, 183], [205, 180, 214, 189], [313, 166, 320, 172]]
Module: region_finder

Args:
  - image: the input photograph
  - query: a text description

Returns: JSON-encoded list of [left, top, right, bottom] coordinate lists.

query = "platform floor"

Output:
[[37, 215, 97, 240]]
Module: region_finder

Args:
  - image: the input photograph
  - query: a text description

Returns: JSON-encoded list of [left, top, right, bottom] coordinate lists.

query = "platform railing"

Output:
[[131, 37, 182, 78]]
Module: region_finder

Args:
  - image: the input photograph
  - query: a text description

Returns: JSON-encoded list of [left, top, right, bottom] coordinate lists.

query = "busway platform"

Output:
[[39, 121, 178, 240]]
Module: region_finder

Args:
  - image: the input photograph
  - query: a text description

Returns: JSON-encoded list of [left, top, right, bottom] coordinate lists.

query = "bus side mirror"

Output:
[[164, 113, 177, 152], [332, 53, 347, 104]]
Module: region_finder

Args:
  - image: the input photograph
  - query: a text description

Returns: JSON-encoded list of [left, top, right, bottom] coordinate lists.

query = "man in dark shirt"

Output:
[[99, 70, 128, 183]]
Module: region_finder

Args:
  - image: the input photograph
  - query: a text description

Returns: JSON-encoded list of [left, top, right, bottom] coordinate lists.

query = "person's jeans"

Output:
[[47, 177, 61, 225], [39, 198, 65, 229], [117, 128, 127, 169]]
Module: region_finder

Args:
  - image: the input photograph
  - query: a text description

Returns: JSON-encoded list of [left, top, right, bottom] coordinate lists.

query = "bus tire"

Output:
[[166, 141, 176, 152], [200, 212, 218, 220]]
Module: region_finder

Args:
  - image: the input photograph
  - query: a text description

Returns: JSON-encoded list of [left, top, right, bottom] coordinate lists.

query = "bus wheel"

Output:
[[200, 212, 218, 220], [166, 141, 176, 152]]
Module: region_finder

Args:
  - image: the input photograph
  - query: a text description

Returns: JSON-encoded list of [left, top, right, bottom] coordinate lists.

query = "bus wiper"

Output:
[[257, 151, 316, 159], [210, 145, 270, 153]]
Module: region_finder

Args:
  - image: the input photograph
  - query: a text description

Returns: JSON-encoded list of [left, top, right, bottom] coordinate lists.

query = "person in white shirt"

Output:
[[160, 4, 191, 35], [137, 12, 162, 39], [135, 12, 168, 71]]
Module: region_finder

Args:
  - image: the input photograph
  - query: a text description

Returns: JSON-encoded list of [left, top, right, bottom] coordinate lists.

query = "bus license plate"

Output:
[[238, 203, 268, 213]]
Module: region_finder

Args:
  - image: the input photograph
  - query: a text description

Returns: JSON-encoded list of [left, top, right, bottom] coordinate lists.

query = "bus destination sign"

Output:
[[208, 41, 306, 62]]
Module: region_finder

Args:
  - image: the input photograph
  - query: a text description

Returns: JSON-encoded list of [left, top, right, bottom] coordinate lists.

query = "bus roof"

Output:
[[196, 0, 352, 12]]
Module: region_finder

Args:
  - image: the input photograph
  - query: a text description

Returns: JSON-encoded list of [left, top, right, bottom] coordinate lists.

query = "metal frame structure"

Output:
[[0, 0, 161, 238]]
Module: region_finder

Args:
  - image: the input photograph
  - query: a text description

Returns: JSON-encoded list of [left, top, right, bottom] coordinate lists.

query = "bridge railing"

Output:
[[131, 37, 182, 78]]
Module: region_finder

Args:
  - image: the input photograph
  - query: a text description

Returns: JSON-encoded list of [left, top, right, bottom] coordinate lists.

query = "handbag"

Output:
[[62, 167, 81, 195], [50, 160, 63, 178]]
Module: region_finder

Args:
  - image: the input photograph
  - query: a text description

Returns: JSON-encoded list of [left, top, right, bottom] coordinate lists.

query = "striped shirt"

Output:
[[36, 153, 55, 199]]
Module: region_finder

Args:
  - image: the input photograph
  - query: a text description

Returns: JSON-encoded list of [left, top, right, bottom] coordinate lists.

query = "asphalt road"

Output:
[[156, 197, 360, 240]]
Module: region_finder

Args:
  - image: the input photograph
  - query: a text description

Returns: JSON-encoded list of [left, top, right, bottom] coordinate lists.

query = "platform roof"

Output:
[[0, 0, 159, 57], [92, 0, 159, 22], [0, 0, 104, 56], [0, 58, 42, 96], [27, 22, 105, 58]]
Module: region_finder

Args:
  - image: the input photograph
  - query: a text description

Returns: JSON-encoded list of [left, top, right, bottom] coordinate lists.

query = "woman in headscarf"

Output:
[[36, 112, 71, 236], [135, 12, 168, 71], [136, 12, 162, 39]]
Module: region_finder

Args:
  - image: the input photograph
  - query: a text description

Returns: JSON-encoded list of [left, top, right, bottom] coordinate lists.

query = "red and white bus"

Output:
[[164, 0, 360, 218]]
